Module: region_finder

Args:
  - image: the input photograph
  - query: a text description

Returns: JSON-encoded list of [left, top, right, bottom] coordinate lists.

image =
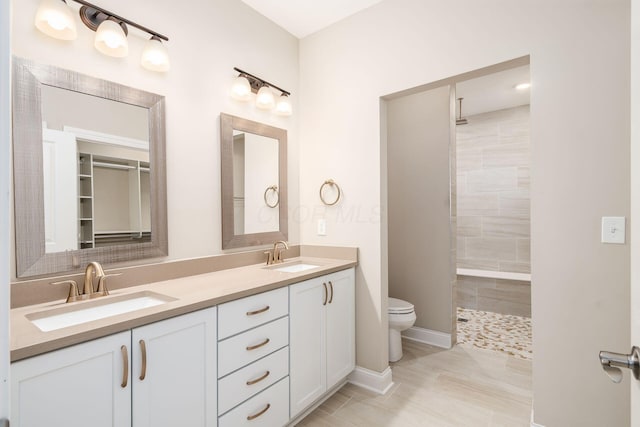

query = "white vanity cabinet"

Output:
[[11, 307, 217, 427], [289, 268, 355, 418], [11, 331, 131, 427], [217, 287, 290, 426]]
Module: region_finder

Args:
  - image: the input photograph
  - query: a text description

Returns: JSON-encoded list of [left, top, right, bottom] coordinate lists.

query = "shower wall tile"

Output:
[[456, 106, 531, 311], [482, 216, 530, 238], [466, 238, 517, 261], [467, 167, 518, 192], [457, 275, 531, 317], [458, 194, 500, 216], [458, 217, 482, 238]]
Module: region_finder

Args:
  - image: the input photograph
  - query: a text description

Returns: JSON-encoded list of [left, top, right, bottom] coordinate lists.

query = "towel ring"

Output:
[[263, 185, 279, 208], [319, 179, 341, 206]]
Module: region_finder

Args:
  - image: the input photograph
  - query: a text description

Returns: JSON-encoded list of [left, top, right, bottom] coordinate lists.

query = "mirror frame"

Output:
[[220, 113, 288, 249], [12, 57, 168, 277]]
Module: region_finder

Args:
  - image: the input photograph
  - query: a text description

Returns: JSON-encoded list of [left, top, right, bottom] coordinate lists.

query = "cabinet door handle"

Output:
[[247, 403, 271, 421], [246, 338, 270, 351], [246, 370, 270, 386], [246, 305, 270, 316], [328, 281, 334, 304], [323, 282, 328, 306], [139, 339, 147, 381], [120, 345, 129, 388]]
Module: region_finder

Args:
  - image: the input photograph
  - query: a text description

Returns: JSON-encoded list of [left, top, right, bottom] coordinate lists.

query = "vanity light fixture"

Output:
[[34, 0, 78, 40], [34, 0, 170, 72], [232, 67, 293, 116], [515, 82, 531, 90]]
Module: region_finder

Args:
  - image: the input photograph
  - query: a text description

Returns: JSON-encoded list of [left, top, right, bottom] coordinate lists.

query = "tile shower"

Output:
[[455, 104, 531, 358]]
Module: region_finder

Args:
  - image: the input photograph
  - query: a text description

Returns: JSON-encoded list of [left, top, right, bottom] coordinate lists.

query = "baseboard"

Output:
[[402, 326, 451, 349], [347, 366, 394, 395], [530, 408, 544, 426]]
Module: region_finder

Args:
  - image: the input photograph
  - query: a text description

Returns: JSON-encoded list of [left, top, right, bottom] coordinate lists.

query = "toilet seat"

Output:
[[388, 297, 415, 314]]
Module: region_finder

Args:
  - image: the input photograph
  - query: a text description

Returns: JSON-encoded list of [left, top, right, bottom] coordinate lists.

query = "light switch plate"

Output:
[[601, 216, 626, 244], [317, 219, 327, 236]]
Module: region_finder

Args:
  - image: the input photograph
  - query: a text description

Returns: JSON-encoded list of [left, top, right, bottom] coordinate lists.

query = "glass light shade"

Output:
[[34, 0, 77, 40], [94, 19, 128, 58], [256, 86, 275, 110], [141, 38, 170, 72], [275, 94, 292, 116], [231, 76, 252, 101]]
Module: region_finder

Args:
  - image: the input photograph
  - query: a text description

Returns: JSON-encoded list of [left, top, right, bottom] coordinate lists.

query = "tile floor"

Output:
[[297, 340, 532, 426]]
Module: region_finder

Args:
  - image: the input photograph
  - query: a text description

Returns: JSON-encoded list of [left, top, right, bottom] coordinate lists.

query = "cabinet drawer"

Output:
[[218, 377, 289, 427], [218, 287, 288, 340], [218, 316, 288, 377], [218, 347, 288, 415]]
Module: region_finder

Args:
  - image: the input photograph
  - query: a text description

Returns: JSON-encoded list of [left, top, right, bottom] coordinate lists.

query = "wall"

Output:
[[457, 105, 530, 274], [0, 0, 10, 420], [387, 86, 455, 335], [10, 0, 300, 280], [299, 0, 630, 425], [457, 275, 530, 317]]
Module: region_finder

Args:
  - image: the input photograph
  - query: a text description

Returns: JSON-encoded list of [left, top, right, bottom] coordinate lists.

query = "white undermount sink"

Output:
[[266, 261, 320, 273], [27, 291, 176, 332]]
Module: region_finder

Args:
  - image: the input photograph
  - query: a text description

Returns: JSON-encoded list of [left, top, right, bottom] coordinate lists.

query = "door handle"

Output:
[[0, 418, 9, 427], [599, 346, 640, 383]]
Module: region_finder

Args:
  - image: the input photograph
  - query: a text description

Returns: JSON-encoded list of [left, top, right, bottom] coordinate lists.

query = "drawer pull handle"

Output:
[[246, 338, 270, 351], [246, 305, 270, 316], [247, 403, 271, 421], [139, 339, 147, 381], [328, 281, 334, 304], [323, 282, 328, 306], [120, 345, 128, 388], [246, 370, 270, 386]]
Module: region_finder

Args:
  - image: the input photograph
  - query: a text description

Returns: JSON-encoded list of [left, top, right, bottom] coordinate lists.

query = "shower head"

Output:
[[456, 97, 468, 126]]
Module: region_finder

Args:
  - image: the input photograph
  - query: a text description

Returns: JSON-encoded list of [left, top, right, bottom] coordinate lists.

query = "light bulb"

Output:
[[256, 86, 275, 110], [34, 0, 77, 40], [275, 94, 292, 116], [94, 19, 128, 58], [141, 37, 170, 72], [231, 76, 252, 101]]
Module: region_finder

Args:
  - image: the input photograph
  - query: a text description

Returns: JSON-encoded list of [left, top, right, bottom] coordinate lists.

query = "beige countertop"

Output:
[[11, 256, 356, 362]]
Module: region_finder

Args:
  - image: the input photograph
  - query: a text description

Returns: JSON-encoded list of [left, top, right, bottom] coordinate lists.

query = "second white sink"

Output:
[[28, 291, 176, 332], [267, 262, 320, 273]]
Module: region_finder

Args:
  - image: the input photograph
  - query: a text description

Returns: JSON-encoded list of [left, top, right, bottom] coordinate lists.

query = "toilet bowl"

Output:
[[388, 297, 416, 362]]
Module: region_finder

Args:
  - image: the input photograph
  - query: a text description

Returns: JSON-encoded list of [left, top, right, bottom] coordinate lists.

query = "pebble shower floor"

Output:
[[456, 307, 532, 360]]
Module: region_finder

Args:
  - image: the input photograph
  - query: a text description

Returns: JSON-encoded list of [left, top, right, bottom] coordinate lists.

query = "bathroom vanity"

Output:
[[10, 258, 356, 427]]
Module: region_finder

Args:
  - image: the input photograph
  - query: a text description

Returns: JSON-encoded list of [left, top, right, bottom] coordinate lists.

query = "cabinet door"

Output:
[[132, 307, 216, 427], [289, 277, 326, 418], [11, 331, 131, 427], [326, 268, 356, 389]]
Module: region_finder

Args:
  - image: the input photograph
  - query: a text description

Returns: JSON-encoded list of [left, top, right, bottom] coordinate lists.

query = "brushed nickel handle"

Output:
[[328, 281, 334, 304], [139, 339, 147, 381], [246, 338, 270, 351], [247, 403, 271, 421], [322, 282, 327, 306], [246, 305, 270, 316], [121, 345, 129, 388], [246, 370, 270, 386], [600, 346, 640, 383]]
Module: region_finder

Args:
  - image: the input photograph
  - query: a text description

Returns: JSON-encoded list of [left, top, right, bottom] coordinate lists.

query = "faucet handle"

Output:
[[264, 251, 274, 266], [96, 273, 122, 296], [50, 280, 80, 303]]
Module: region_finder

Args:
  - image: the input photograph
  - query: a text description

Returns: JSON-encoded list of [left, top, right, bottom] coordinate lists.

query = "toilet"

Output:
[[388, 297, 416, 362]]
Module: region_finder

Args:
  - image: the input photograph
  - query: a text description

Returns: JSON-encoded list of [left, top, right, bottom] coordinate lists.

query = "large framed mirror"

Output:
[[13, 57, 168, 278], [220, 113, 287, 249]]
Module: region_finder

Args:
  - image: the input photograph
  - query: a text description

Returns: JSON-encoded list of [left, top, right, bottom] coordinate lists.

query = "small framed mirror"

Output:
[[220, 113, 287, 249], [12, 57, 168, 277]]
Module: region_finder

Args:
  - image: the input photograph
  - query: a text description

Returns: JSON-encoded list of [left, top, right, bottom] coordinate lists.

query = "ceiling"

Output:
[[456, 65, 530, 117], [241, 0, 384, 38]]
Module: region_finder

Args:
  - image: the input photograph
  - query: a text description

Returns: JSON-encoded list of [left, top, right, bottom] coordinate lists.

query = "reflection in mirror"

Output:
[[221, 113, 287, 249], [12, 57, 167, 277], [232, 130, 279, 235], [41, 85, 152, 253]]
